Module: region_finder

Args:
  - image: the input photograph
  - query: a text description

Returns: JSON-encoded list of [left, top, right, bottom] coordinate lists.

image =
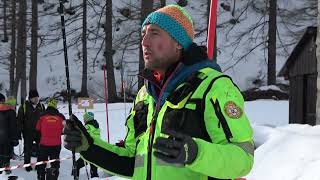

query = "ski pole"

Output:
[[57, 1, 78, 179], [102, 64, 110, 143], [207, 0, 218, 60], [18, 139, 22, 158]]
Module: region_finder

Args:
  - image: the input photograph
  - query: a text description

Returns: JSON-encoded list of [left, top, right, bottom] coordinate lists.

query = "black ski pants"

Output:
[[24, 133, 40, 164], [36, 145, 61, 177], [0, 142, 10, 167]]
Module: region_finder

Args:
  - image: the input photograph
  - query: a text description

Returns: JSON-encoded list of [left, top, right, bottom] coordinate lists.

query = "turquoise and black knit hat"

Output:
[[83, 112, 94, 123], [142, 4, 194, 50]]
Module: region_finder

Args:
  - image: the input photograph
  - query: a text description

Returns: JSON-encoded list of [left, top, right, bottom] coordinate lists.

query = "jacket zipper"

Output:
[[146, 113, 158, 180], [146, 89, 163, 180], [145, 63, 183, 180]]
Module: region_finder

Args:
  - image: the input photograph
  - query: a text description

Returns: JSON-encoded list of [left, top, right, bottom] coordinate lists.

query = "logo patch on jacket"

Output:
[[224, 101, 242, 119]]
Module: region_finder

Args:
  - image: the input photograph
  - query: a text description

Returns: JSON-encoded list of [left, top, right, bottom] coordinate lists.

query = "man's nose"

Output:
[[141, 33, 150, 47]]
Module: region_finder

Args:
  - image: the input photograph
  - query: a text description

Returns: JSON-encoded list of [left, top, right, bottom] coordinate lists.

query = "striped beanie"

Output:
[[142, 4, 194, 50]]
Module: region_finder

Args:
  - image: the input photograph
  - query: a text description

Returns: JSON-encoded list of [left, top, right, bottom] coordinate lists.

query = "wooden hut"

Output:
[[278, 26, 317, 125]]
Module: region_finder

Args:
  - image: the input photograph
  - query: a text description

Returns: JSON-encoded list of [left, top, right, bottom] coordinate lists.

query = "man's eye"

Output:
[[152, 31, 158, 35]]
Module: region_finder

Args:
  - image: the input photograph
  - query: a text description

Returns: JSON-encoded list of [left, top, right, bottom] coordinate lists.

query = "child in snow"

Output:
[[73, 112, 100, 178]]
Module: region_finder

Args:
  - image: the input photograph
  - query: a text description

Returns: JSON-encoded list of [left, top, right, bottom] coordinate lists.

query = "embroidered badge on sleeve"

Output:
[[224, 101, 243, 119]]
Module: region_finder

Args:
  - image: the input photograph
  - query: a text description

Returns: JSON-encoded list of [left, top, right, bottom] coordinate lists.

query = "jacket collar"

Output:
[[138, 43, 221, 106], [45, 106, 59, 115]]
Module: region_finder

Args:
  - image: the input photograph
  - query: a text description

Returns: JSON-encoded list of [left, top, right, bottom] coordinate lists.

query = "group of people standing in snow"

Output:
[[0, 90, 57, 179], [0, 90, 47, 176], [0, 89, 100, 180]]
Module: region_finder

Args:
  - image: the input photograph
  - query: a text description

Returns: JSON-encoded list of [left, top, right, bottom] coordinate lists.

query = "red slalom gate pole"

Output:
[[208, 2, 246, 180], [102, 65, 110, 143], [207, 0, 218, 60]]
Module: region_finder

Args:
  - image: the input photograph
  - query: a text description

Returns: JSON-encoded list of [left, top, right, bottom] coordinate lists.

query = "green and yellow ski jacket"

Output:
[[80, 47, 254, 180]]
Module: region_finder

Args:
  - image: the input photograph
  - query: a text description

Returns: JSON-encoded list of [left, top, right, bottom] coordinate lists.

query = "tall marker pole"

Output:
[[207, 0, 218, 60], [102, 65, 110, 143], [57, 1, 78, 179]]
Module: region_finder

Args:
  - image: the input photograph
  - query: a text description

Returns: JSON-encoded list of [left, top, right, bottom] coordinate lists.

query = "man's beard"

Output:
[[145, 56, 176, 71]]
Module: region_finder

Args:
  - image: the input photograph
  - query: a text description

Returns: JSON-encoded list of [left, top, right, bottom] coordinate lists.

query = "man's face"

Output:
[[141, 24, 182, 74], [30, 97, 39, 104]]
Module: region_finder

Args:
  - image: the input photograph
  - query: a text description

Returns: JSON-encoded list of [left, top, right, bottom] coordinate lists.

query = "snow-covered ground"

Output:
[[1, 99, 319, 180]]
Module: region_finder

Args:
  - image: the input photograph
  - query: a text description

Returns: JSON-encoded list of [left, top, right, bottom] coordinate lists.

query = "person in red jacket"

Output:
[[36, 98, 65, 180]]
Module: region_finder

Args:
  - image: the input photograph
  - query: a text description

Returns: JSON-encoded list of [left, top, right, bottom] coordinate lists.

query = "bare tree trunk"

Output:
[[15, 0, 27, 99], [105, 0, 117, 102], [268, 0, 277, 85], [2, 0, 9, 42], [29, 0, 38, 90], [9, 0, 17, 96], [160, 0, 166, 7], [80, 0, 89, 97], [316, 0, 320, 125], [138, 0, 153, 89]]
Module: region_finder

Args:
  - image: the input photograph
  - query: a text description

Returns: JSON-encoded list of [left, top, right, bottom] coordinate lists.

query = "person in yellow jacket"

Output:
[[63, 4, 254, 180]]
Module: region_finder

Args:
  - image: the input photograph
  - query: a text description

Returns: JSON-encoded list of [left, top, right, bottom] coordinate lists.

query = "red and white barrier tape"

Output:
[[0, 157, 71, 171]]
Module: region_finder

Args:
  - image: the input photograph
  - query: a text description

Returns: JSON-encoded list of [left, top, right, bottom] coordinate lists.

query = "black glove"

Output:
[[11, 139, 19, 147], [63, 114, 93, 152], [153, 130, 198, 165]]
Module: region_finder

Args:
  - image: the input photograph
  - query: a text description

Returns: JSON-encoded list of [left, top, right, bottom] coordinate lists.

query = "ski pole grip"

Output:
[[66, 115, 77, 128]]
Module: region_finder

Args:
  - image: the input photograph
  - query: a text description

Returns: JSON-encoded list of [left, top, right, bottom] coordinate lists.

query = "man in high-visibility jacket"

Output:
[[63, 4, 254, 180]]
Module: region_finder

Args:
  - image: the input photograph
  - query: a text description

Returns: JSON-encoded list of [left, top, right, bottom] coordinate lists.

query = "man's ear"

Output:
[[176, 43, 183, 51]]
